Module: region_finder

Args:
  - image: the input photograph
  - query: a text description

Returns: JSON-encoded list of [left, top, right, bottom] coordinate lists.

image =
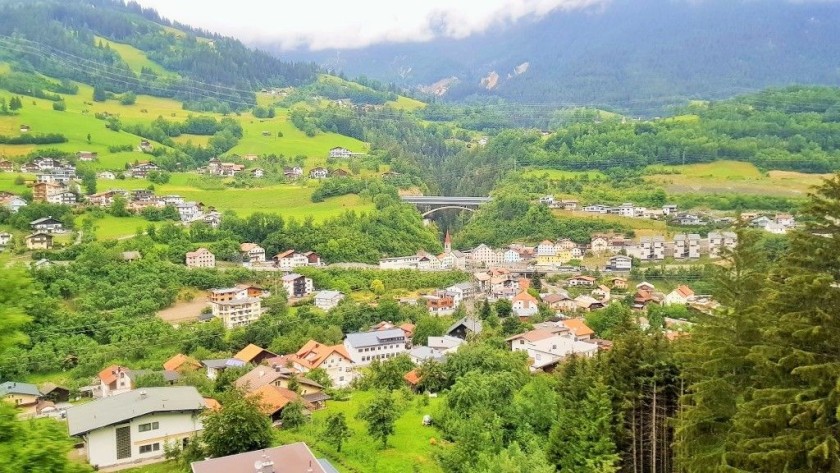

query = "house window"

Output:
[[138, 422, 159, 432], [139, 443, 160, 454]]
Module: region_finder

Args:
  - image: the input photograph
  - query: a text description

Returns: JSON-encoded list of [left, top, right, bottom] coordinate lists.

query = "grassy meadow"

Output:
[[646, 160, 830, 197], [94, 36, 173, 77]]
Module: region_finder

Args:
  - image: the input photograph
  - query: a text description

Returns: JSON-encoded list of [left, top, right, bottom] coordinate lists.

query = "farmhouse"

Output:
[[235, 365, 323, 396], [25, 232, 53, 250], [30, 216, 64, 234], [329, 146, 352, 158], [309, 167, 329, 179], [67, 387, 205, 469], [665, 285, 695, 306]]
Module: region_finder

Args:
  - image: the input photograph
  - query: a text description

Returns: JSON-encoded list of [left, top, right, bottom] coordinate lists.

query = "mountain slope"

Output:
[[279, 0, 840, 114], [0, 0, 318, 109]]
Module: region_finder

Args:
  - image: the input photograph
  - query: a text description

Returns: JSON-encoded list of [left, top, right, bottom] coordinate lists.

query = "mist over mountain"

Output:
[[276, 0, 840, 114]]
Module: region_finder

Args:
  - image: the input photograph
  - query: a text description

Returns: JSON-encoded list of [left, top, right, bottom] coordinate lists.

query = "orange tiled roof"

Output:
[[234, 344, 272, 363], [98, 365, 124, 384], [203, 398, 221, 411], [513, 291, 538, 303], [293, 340, 353, 370], [250, 385, 311, 415], [404, 369, 421, 386], [676, 285, 694, 298], [561, 319, 595, 337], [163, 354, 201, 372]]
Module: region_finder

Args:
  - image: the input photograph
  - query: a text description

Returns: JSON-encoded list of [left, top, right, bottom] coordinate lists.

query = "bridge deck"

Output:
[[400, 196, 492, 205]]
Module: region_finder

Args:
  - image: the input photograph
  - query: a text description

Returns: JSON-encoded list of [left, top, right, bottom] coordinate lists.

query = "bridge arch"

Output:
[[421, 206, 477, 217]]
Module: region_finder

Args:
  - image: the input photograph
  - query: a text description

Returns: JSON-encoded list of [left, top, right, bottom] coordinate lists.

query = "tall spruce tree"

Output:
[[727, 177, 840, 471], [674, 228, 769, 472]]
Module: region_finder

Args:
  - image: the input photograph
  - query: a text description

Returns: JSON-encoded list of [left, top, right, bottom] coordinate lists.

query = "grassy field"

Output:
[[94, 35, 172, 77], [75, 214, 156, 240], [646, 161, 830, 197], [98, 173, 374, 220], [386, 95, 426, 111], [552, 209, 669, 237], [0, 172, 31, 192]]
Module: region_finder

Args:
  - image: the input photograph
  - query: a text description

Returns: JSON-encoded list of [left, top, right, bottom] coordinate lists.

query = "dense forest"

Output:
[[0, 0, 318, 109]]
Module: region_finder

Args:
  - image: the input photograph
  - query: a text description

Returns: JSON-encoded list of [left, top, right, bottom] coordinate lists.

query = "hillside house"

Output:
[[425, 293, 456, 316], [289, 340, 356, 388], [273, 249, 309, 271], [344, 328, 408, 365], [25, 232, 53, 250], [537, 240, 557, 256], [560, 318, 595, 340], [329, 147, 352, 158], [282, 273, 314, 299], [2, 195, 27, 213], [507, 329, 598, 372], [67, 387, 205, 469], [235, 365, 323, 397], [708, 231, 737, 258], [163, 354, 202, 374], [249, 385, 316, 422], [30, 217, 64, 233], [583, 204, 609, 213], [567, 275, 596, 287], [0, 160, 13, 172], [283, 166, 303, 179], [610, 277, 628, 290], [77, 151, 98, 161], [445, 282, 476, 305], [617, 202, 635, 218], [52, 191, 78, 206], [33, 182, 65, 203], [665, 285, 695, 306], [542, 292, 577, 313], [0, 381, 41, 413], [314, 290, 344, 311], [0, 232, 11, 247], [636, 236, 665, 260], [575, 295, 605, 311], [512, 291, 539, 319], [129, 162, 158, 178], [662, 204, 678, 215], [239, 243, 266, 263], [97, 171, 116, 180], [250, 168, 264, 178], [560, 199, 578, 210], [309, 167, 329, 179], [185, 248, 216, 268]]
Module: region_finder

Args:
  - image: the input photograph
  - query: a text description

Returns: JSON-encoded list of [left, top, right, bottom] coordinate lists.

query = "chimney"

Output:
[[139, 390, 147, 399]]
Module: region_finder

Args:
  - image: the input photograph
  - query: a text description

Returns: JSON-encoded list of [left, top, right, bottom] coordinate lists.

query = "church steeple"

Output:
[[444, 230, 452, 253]]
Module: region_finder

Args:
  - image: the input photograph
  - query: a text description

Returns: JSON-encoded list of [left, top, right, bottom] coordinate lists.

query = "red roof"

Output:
[[561, 319, 595, 337], [513, 291, 538, 304], [403, 369, 421, 386], [97, 365, 125, 384], [675, 285, 695, 298]]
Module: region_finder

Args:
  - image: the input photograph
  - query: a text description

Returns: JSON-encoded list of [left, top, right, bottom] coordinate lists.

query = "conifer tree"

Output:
[[728, 177, 840, 471]]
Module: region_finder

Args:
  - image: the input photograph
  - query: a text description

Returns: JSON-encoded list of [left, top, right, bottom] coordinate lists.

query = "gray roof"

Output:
[[409, 346, 446, 362], [281, 273, 305, 282], [315, 290, 343, 300], [447, 282, 474, 292], [345, 328, 406, 348], [67, 386, 205, 436], [202, 358, 245, 369], [318, 459, 341, 473], [0, 381, 41, 397], [30, 217, 62, 225], [427, 335, 465, 350], [446, 316, 483, 336]]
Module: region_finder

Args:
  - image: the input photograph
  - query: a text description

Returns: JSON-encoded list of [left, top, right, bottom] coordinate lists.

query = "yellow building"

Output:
[[1, 382, 41, 413]]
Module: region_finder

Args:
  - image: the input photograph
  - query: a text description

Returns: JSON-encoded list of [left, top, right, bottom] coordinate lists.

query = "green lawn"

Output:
[[123, 390, 445, 473], [386, 95, 426, 111], [94, 35, 173, 77], [0, 172, 31, 193], [75, 214, 156, 240], [276, 390, 446, 473], [522, 168, 607, 180]]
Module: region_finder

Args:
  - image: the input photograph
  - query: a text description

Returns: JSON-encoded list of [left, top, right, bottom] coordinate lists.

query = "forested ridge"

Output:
[[0, 0, 318, 109]]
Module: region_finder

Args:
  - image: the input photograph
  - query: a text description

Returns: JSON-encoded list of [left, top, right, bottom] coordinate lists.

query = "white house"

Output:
[[0, 232, 11, 247], [506, 330, 598, 372], [314, 290, 345, 311], [512, 291, 539, 318], [583, 204, 609, 213], [445, 282, 475, 306], [291, 340, 356, 388], [708, 231, 737, 258], [97, 171, 116, 180], [617, 202, 635, 218], [427, 335, 466, 353], [329, 147, 352, 159], [470, 244, 501, 267], [343, 328, 408, 365], [673, 234, 701, 259], [67, 387, 205, 469], [273, 250, 309, 271], [185, 248, 215, 268], [503, 249, 523, 263], [636, 236, 665, 260], [608, 255, 632, 271], [665, 285, 695, 305], [176, 202, 201, 222], [536, 240, 557, 257], [30, 217, 64, 234], [4, 196, 27, 213], [309, 167, 329, 179]]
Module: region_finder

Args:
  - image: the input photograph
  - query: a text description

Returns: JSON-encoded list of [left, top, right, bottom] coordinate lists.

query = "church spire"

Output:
[[444, 230, 452, 253]]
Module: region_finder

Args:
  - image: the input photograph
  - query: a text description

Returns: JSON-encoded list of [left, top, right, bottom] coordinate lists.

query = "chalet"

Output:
[[239, 243, 266, 263], [129, 162, 158, 178], [163, 354, 202, 373], [190, 443, 331, 473], [249, 385, 316, 422], [283, 166, 303, 179], [33, 182, 66, 203], [0, 160, 13, 172], [30, 216, 64, 233], [250, 168, 264, 178], [309, 167, 329, 179], [446, 316, 483, 339], [634, 289, 662, 310], [201, 358, 246, 381], [282, 273, 314, 299], [567, 275, 596, 287], [329, 146, 352, 159], [40, 382, 70, 403], [542, 292, 577, 313], [233, 344, 278, 365], [610, 277, 628, 290], [424, 293, 456, 316], [25, 232, 53, 250], [185, 248, 216, 268], [21, 163, 41, 173], [592, 285, 611, 300], [559, 318, 595, 340], [235, 365, 323, 397], [138, 139, 153, 152], [273, 249, 308, 271], [67, 387, 205, 468], [304, 251, 321, 266], [590, 236, 610, 254], [52, 191, 78, 206], [575, 295, 605, 311], [76, 151, 98, 161], [344, 328, 408, 365], [332, 168, 350, 177]]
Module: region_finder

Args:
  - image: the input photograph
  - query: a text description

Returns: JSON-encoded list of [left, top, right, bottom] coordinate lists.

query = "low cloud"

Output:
[[133, 0, 608, 50]]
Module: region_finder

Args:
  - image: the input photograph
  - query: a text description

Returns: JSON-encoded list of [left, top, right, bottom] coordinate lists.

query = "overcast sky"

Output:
[[133, 0, 608, 50]]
